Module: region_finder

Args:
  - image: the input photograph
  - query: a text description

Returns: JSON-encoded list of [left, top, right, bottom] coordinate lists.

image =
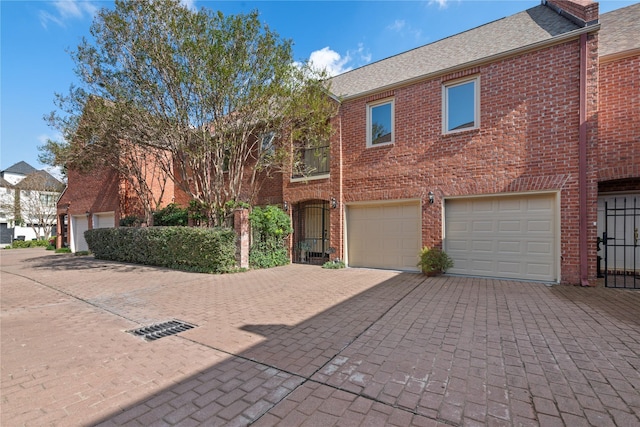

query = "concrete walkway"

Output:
[[1, 248, 639, 426]]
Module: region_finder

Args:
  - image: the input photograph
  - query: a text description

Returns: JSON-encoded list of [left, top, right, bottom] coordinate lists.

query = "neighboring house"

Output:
[[58, 0, 639, 286], [0, 161, 64, 243]]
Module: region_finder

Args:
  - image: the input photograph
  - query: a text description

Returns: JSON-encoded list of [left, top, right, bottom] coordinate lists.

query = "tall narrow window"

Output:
[[443, 77, 479, 133], [367, 99, 394, 147]]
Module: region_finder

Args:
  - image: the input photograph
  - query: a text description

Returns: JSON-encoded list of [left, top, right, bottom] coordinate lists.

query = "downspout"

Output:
[[579, 32, 589, 286]]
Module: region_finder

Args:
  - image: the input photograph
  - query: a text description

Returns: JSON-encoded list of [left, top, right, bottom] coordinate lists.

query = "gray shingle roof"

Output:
[[1, 161, 37, 176], [15, 170, 64, 192], [330, 4, 582, 99], [599, 3, 640, 57]]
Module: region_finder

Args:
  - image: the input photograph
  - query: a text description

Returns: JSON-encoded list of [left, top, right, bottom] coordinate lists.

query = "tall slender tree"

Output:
[[42, 0, 336, 225]]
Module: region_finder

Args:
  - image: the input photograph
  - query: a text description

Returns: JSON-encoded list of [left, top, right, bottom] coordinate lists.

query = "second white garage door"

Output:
[[346, 201, 421, 271], [445, 193, 558, 282]]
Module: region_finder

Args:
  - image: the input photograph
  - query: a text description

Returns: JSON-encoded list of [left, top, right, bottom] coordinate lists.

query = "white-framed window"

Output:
[[367, 98, 394, 147], [443, 76, 480, 134]]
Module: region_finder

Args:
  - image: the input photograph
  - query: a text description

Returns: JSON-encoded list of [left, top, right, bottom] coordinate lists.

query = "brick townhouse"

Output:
[[59, 0, 639, 286]]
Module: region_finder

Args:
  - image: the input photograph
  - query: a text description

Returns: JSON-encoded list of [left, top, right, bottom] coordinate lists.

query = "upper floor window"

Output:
[[443, 76, 479, 133], [367, 99, 394, 147], [261, 132, 275, 156]]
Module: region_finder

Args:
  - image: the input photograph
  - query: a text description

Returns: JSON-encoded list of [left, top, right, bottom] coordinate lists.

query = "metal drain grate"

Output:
[[127, 320, 196, 341]]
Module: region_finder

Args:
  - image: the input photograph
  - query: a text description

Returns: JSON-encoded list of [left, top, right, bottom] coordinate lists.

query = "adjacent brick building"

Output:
[[59, 0, 639, 285], [284, 0, 639, 285]]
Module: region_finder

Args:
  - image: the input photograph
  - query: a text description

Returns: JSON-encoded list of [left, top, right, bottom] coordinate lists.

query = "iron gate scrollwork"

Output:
[[602, 196, 639, 289], [293, 201, 330, 265]]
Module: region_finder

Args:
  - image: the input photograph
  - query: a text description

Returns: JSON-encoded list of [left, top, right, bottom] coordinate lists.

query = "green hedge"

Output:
[[84, 226, 236, 273], [10, 239, 50, 249]]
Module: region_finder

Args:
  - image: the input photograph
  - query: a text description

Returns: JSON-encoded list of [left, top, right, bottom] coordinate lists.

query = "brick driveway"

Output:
[[1, 249, 639, 426]]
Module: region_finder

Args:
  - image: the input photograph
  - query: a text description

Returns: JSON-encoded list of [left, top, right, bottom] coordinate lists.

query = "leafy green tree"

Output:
[[41, 0, 336, 226]]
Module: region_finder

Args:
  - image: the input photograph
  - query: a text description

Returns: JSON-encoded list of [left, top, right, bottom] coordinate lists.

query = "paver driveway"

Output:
[[1, 248, 639, 426]]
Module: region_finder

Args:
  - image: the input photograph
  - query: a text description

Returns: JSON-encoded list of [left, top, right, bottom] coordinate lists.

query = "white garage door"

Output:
[[93, 212, 115, 229], [71, 215, 89, 253], [445, 194, 557, 282], [347, 202, 421, 271]]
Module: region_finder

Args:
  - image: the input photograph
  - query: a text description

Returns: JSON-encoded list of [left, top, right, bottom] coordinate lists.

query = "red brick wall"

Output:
[[58, 166, 121, 219], [597, 54, 640, 184], [285, 36, 599, 284], [546, 0, 599, 23]]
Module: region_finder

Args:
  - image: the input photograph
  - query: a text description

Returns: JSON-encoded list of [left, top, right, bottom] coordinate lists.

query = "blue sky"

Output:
[[1, 0, 636, 175]]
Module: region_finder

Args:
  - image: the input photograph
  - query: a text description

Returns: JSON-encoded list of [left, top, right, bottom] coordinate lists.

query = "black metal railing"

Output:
[[292, 145, 329, 179]]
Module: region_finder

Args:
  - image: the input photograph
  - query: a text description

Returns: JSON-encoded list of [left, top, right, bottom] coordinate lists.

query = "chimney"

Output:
[[543, 0, 599, 26]]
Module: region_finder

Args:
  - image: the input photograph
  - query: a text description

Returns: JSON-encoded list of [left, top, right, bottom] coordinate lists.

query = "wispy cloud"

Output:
[[428, 0, 450, 9], [39, 1, 98, 29], [386, 19, 423, 41]]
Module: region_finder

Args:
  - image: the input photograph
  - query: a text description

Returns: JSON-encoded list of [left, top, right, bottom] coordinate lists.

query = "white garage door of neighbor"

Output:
[[347, 202, 421, 271], [445, 194, 557, 282], [94, 212, 115, 229], [71, 215, 89, 253]]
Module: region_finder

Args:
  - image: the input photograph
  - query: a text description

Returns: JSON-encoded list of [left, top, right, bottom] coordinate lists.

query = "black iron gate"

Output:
[[293, 201, 330, 265], [602, 196, 639, 289]]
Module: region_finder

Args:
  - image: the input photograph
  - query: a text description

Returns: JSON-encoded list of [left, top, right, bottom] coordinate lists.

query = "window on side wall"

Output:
[[443, 76, 479, 134], [367, 99, 394, 147], [261, 132, 275, 156]]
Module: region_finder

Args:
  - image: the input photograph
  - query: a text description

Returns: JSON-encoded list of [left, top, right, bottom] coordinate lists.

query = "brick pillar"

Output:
[[234, 208, 250, 269]]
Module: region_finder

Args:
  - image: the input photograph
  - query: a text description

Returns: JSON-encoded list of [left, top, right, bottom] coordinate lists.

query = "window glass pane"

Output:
[[447, 81, 475, 131], [371, 103, 392, 145]]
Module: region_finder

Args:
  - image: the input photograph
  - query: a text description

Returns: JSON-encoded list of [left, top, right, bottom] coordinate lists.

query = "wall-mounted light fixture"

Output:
[[428, 191, 435, 204], [283, 201, 289, 212], [330, 197, 338, 209], [85, 210, 91, 217]]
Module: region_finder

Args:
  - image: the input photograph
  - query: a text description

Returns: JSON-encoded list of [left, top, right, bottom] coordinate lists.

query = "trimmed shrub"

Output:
[[249, 206, 292, 269], [85, 226, 236, 273], [249, 240, 289, 269], [322, 260, 346, 269], [11, 239, 50, 249]]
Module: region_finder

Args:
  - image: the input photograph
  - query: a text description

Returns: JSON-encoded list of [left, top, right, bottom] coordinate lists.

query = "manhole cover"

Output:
[[127, 320, 196, 341]]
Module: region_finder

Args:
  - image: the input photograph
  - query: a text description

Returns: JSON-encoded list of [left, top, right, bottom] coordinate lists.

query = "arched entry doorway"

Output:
[[292, 200, 330, 265]]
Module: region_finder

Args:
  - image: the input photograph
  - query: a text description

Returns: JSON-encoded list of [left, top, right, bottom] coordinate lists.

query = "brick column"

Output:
[[234, 208, 250, 269]]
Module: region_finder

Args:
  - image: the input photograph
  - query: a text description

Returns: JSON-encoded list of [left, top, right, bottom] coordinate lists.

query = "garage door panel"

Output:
[[527, 263, 552, 276], [528, 220, 552, 233], [472, 200, 494, 212], [527, 241, 551, 254], [497, 261, 522, 274], [472, 240, 495, 251], [472, 221, 494, 232], [528, 197, 554, 211], [499, 199, 522, 211], [472, 260, 494, 272], [445, 194, 556, 282], [347, 202, 421, 271], [499, 220, 522, 232], [497, 240, 521, 254]]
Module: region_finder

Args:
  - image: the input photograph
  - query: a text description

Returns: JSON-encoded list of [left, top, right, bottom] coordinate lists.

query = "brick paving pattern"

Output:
[[2, 249, 639, 426]]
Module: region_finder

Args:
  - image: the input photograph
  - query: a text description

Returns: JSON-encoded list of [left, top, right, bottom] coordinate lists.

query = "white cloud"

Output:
[[309, 47, 352, 77], [39, 1, 98, 29], [180, 0, 197, 11], [308, 44, 372, 77]]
